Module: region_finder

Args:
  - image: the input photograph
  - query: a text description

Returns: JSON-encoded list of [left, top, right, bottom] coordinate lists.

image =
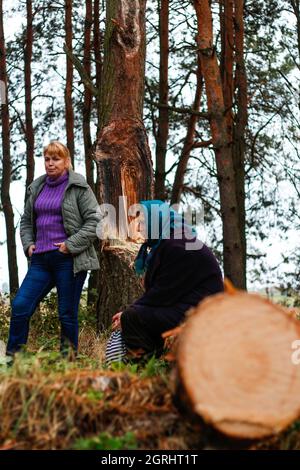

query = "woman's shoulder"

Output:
[[28, 174, 46, 193], [158, 238, 192, 259], [68, 170, 90, 188], [160, 237, 199, 251], [160, 237, 216, 260]]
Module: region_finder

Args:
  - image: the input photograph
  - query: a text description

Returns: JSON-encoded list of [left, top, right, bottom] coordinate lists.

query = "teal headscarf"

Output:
[[134, 200, 197, 276]]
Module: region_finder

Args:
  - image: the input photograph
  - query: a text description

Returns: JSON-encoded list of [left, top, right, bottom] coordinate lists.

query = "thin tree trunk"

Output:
[[220, 0, 234, 141], [155, 0, 169, 200], [233, 0, 248, 289], [24, 0, 34, 201], [290, 0, 300, 64], [88, 0, 104, 307], [93, 0, 102, 131], [171, 55, 203, 205], [193, 0, 244, 287], [289, 0, 300, 110], [220, 0, 247, 288], [65, 0, 75, 167], [0, 0, 19, 294], [83, 0, 94, 191], [93, 0, 153, 330], [87, 0, 101, 308]]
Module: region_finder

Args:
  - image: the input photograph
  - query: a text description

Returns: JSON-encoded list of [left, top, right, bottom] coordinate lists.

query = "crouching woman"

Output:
[[105, 200, 224, 364]]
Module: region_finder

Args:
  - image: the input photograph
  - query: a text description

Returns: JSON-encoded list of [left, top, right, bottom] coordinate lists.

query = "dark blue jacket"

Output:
[[135, 237, 224, 310]]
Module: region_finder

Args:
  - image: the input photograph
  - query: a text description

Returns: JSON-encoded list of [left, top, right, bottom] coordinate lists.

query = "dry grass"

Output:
[[0, 358, 203, 450], [1, 293, 300, 450], [78, 326, 108, 362], [0, 293, 200, 450], [1, 352, 299, 451]]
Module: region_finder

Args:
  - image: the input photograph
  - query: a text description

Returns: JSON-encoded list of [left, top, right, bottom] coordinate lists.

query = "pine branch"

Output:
[[63, 43, 99, 97], [145, 99, 209, 119]]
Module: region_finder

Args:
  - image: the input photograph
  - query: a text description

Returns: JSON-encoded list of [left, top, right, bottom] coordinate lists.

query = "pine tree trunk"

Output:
[[87, 0, 103, 309], [220, 0, 247, 289], [220, 0, 234, 141], [193, 0, 244, 288], [155, 0, 169, 201], [96, 244, 144, 331], [24, 0, 34, 202], [0, 0, 19, 295], [93, 0, 102, 131], [232, 0, 248, 289], [93, 0, 153, 330], [65, 0, 75, 167], [83, 0, 94, 192]]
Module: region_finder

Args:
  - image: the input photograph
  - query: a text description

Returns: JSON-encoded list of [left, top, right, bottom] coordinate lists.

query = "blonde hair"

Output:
[[43, 141, 73, 170]]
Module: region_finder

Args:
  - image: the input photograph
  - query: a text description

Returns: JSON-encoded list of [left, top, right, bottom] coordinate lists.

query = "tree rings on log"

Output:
[[176, 292, 300, 439]]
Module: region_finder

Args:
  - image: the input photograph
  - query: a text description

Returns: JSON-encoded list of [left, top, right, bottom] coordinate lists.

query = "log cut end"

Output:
[[177, 292, 300, 439]]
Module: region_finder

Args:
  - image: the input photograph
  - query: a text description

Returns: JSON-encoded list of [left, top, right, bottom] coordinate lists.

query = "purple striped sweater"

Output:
[[34, 171, 69, 254]]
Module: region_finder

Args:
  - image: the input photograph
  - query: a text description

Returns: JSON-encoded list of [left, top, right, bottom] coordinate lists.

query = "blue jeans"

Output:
[[6, 250, 87, 355]]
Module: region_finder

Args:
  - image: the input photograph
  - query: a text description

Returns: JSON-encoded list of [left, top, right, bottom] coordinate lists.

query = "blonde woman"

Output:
[[6, 141, 100, 357]]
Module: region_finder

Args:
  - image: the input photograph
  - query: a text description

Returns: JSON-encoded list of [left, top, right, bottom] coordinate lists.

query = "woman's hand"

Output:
[[54, 242, 70, 254], [28, 244, 36, 257], [112, 311, 123, 331]]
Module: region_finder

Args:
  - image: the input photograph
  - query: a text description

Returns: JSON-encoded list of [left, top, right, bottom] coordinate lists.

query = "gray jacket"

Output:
[[20, 170, 100, 274]]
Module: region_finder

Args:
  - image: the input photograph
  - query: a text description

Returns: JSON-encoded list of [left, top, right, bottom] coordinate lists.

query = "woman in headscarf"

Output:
[[105, 200, 224, 364]]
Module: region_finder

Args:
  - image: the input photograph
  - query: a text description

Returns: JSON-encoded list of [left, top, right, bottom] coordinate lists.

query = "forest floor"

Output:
[[0, 291, 300, 450]]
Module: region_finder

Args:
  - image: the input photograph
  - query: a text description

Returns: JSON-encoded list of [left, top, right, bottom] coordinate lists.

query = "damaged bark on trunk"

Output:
[[93, 0, 153, 330]]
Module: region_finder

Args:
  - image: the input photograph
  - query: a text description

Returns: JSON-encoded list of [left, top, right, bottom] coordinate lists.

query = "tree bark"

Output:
[[193, 0, 244, 287], [155, 0, 169, 201], [93, 0, 102, 131], [87, 0, 103, 309], [83, 0, 94, 191], [0, 0, 19, 294], [93, 0, 153, 330], [219, 0, 247, 288], [232, 0, 248, 289], [65, 0, 75, 167], [24, 0, 34, 202], [220, 0, 234, 141]]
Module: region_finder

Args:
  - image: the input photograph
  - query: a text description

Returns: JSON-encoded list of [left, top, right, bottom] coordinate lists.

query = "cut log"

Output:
[[176, 291, 300, 439]]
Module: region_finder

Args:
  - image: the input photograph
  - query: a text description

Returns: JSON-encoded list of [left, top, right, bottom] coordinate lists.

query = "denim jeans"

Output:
[[6, 250, 87, 355]]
